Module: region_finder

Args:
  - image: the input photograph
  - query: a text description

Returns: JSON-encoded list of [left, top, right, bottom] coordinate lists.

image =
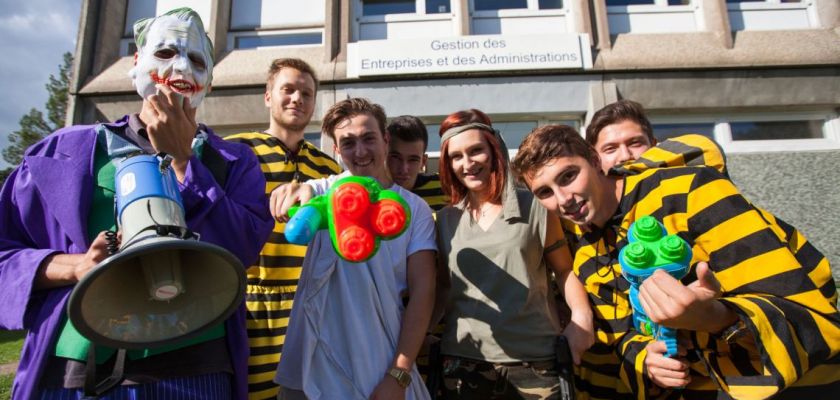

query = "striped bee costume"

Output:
[[411, 173, 448, 211], [567, 135, 839, 399], [225, 132, 340, 400]]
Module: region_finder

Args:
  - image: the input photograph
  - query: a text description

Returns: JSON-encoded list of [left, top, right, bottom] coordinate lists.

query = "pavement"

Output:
[[0, 362, 16, 375]]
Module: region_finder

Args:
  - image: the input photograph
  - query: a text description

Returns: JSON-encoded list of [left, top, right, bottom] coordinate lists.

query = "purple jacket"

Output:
[[0, 116, 273, 399]]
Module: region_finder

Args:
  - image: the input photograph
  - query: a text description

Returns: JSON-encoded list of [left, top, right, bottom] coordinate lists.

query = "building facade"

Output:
[[69, 0, 840, 281]]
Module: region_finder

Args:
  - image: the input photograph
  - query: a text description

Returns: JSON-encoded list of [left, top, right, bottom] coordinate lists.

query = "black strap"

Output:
[[83, 346, 127, 398], [201, 144, 229, 188]]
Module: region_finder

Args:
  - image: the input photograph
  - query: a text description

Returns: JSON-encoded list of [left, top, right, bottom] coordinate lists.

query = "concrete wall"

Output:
[[728, 151, 840, 288]]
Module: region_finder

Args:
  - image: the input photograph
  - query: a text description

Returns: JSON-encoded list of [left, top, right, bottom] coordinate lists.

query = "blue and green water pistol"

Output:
[[619, 216, 692, 357]]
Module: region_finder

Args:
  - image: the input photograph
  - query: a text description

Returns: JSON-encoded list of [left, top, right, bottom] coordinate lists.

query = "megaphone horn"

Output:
[[67, 154, 246, 350]]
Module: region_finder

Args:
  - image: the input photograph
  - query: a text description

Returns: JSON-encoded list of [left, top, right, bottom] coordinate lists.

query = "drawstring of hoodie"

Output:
[[592, 221, 628, 321]]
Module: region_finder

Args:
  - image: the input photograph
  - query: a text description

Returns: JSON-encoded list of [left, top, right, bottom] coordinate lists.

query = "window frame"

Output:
[[604, 0, 698, 36], [425, 116, 582, 159], [227, 0, 326, 50], [227, 28, 325, 50], [726, 0, 817, 31], [471, 0, 567, 18], [649, 112, 840, 154]]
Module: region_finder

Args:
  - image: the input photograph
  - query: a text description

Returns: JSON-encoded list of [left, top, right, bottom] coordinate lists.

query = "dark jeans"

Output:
[[441, 356, 562, 400]]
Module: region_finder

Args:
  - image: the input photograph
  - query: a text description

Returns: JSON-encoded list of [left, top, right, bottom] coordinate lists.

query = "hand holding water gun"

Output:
[[619, 216, 692, 357], [284, 176, 411, 262]]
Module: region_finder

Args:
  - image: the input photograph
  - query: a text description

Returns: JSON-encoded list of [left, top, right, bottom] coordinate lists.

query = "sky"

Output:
[[0, 0, 81, 168]]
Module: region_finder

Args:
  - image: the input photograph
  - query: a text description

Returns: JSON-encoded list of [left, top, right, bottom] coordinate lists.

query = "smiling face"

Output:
[[129, 14, 213, 107], [445, 129, 494, 196], [524, 155, 618, 228], [265, 67, 316, 133], [388, 138, 427, 189], [333, 113, 390, 183], [594, 119, 654, 172]]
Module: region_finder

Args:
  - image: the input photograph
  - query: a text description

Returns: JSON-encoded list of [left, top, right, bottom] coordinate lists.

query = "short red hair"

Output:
[[438, 109, 507, 206]]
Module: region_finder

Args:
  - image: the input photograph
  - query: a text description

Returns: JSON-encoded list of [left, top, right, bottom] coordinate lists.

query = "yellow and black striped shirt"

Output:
[[566, 165, 840, 400], [411, 173, 448, 211], [225, 132, 341, 400]]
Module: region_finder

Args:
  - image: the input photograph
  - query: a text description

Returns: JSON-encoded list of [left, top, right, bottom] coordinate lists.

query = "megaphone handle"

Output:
[[83, 346, 127, 398]]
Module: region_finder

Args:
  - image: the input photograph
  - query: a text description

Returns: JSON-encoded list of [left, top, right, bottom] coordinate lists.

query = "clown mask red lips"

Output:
[[151, 73, 204, 96]]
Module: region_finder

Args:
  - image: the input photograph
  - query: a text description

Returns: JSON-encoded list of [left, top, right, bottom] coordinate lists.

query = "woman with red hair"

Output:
[[433, 110, 594, 399]]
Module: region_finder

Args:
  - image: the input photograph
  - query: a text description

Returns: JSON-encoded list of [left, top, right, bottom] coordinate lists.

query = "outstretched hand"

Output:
[[269, 181, 314, 222]]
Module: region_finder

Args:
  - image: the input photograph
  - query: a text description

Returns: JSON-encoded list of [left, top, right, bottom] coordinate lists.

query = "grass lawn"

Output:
[[0, 373, 12, 400], [0, 330, 23, 400], [0, 330, 24, 365]]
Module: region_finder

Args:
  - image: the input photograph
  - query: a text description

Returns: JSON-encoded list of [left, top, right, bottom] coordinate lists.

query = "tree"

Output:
[[0, 52, 73, 186]]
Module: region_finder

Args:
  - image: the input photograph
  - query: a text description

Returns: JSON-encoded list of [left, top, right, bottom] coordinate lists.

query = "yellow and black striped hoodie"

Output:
[[225, 131, 340, 399], [411, 173, 448, 211], [566, 136, 839, 399]]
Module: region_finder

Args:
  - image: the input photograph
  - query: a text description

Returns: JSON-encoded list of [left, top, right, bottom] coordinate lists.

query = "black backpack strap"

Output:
[[201, 144, 229, 188]]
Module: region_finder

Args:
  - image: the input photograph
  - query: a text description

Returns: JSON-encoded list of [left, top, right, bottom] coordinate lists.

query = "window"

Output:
[[363, 0, 415, 15], [606, 0, 697, 35], [362, 0, 451, 16], [475, 0, 528, 10], [727, 0, 814, 31], [729, 120, 822, 141], [606, 0, 690, 5], [650, 114, 840, 153], [473, 0, 564, 11], [355, 1, 455, 40], [121, 0, 213, 56], [653, 123, 715, 141], [229, 0, 325, 49], [234, 32, 322, 49], [470, 0, 569, 35], [426, 118, 580, 157]]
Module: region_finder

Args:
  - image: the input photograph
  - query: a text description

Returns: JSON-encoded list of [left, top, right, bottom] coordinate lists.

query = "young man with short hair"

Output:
[[271, 98, 436, 399], [586, 100, 656, 172], [225, 58, 341, 400], [387, 115, 447, 210], [511, 125, 840, 399]]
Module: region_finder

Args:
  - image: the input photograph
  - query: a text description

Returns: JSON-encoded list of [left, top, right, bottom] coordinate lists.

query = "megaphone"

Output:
[[67, 154, 246, 350]]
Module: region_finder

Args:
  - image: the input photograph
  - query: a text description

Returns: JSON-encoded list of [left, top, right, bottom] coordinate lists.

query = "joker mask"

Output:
[[128, 11, 214, 108]]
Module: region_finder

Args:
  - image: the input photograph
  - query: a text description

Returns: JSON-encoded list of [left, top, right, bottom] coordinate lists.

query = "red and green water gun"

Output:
[[284, 176, 411, 262]]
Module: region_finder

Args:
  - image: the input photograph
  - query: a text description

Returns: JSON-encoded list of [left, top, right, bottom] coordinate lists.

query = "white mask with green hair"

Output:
[[128, 8, 214, 107]]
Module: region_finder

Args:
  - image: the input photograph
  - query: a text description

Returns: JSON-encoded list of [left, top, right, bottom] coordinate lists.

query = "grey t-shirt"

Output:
[[437, 188, 560, 362]]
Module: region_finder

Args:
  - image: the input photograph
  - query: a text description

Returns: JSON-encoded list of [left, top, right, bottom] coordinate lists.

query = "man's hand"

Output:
[[563, 311, 595, 365], [35, 231, 115, 289], [637, 261, 735, 333], [269, 181, 314, 222], [369, 375, 406, 400], [141, 84, 198, 181], [644, 341, 691, 389]]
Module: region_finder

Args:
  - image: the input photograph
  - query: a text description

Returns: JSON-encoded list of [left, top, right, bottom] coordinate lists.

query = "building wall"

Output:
[[69, 0, 840, 281], [728, 151, 840, 286]]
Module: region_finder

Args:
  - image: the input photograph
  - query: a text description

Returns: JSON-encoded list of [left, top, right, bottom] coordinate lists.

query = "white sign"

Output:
[[347, 34, 591, 78]]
